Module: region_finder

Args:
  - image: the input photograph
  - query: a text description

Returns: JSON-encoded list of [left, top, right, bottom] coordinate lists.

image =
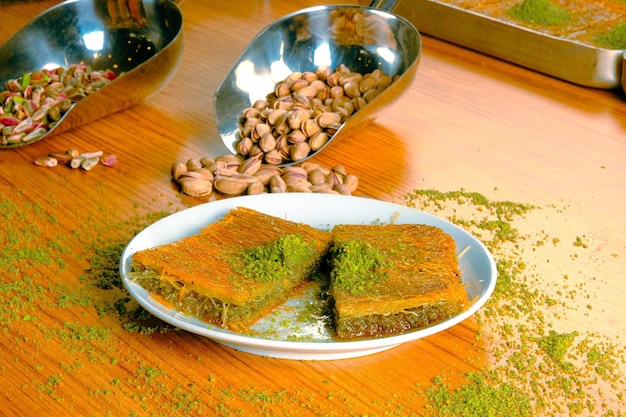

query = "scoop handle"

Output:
[[368, 0, 400, 11]]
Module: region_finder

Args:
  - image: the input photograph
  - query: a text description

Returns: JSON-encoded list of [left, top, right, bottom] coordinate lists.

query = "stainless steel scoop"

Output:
[[214, 0, 422, 166], [0, 0, 183, 148]]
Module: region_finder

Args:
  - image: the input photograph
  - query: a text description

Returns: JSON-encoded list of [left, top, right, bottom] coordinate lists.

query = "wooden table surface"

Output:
[[1, 1, 625, 416]]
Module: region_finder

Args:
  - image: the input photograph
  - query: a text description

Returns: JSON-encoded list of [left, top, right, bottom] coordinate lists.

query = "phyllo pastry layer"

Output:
[[130, 207, 332, 331], [330, 223, 469, 340]]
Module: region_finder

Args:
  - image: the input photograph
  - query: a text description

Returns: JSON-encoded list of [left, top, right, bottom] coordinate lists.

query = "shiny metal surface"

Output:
[[214, 3, 421, 166], [0, 0, 183, 148], [387, 0, 626, 91]]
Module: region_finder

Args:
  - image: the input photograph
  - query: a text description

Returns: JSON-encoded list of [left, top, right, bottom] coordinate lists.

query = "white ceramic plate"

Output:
[[120, 194, 497, 360]]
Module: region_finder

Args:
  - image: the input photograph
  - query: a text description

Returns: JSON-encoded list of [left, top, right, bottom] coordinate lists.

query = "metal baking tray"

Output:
[[373, 0, 626, 91]]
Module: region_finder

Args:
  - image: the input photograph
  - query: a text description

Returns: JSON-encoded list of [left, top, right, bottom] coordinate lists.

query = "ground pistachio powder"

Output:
[[401, 189, 625, 416], [1, 185, 625, 416]]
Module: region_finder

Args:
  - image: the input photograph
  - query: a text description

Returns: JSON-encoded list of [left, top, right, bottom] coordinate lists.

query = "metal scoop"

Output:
[[214, 0, 421, 166], [0, 0, 183, 148]]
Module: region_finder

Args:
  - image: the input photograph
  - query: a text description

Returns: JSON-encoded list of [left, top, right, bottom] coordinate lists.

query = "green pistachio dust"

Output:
[[330, 239, 390, 295], [507, 0, 570, 26], [231, 234, 314, 284]]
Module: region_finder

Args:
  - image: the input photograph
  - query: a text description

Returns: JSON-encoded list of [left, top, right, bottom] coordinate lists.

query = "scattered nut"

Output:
[[34, 148, 116, 171]]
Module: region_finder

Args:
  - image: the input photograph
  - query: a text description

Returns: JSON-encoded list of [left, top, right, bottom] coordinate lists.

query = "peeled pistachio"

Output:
[[70, 157, 84, 169], [81, 156, 100, 171], [48, 152, 73, 165], [34, 156, 58, 168]]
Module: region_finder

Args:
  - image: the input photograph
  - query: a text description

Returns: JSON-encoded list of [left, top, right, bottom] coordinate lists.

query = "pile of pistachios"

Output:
[[234, 64, 393, 165], [0, 65, 116, 146], [171, 154, 358, 197]]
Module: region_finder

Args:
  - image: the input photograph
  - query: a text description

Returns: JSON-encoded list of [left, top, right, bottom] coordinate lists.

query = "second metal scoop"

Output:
[[214, 1, 422, 166], [0, 0, 183, 148]]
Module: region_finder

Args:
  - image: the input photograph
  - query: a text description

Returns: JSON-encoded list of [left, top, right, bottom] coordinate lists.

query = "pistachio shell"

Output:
[[308, 168, 326, 185], [281, 166, 308, 180], [247, 181, 266, 195], [269, 174, 287, 193], [334, 183, 351, 196], [309, 131, 329, 151], [301, 71, 319, 83], [236, 137, 253, 156], [310, 183, 334, 193], [301, 118, 321, 137], [287, 129, 307, 144], [215, 154, 243, 170], [290, 142, 311, 162], [344, 174, 359, 192], [169, 162, 187, 180], [258, 133, 277, 153], [200, 157, 215, 168], [193, 168, 215, 181], [254, 165, 282, 185], [267, 108, 288, 126], [264, 149, 282, 165], [252, 123, 271, 140], [214, 174, 255, 195], [287, 109, 311, 130], [239, 155, 262, 176], [315, 112, 342, 129], [300, 162, 330, 175], [289, 79, 309, 92], [186, 158, 203, 171], [179, 178, 213, 196], [284, 177, 312, 190]]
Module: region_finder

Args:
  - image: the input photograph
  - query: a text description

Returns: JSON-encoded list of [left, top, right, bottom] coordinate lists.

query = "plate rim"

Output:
[[120, 193, 497, 359]]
